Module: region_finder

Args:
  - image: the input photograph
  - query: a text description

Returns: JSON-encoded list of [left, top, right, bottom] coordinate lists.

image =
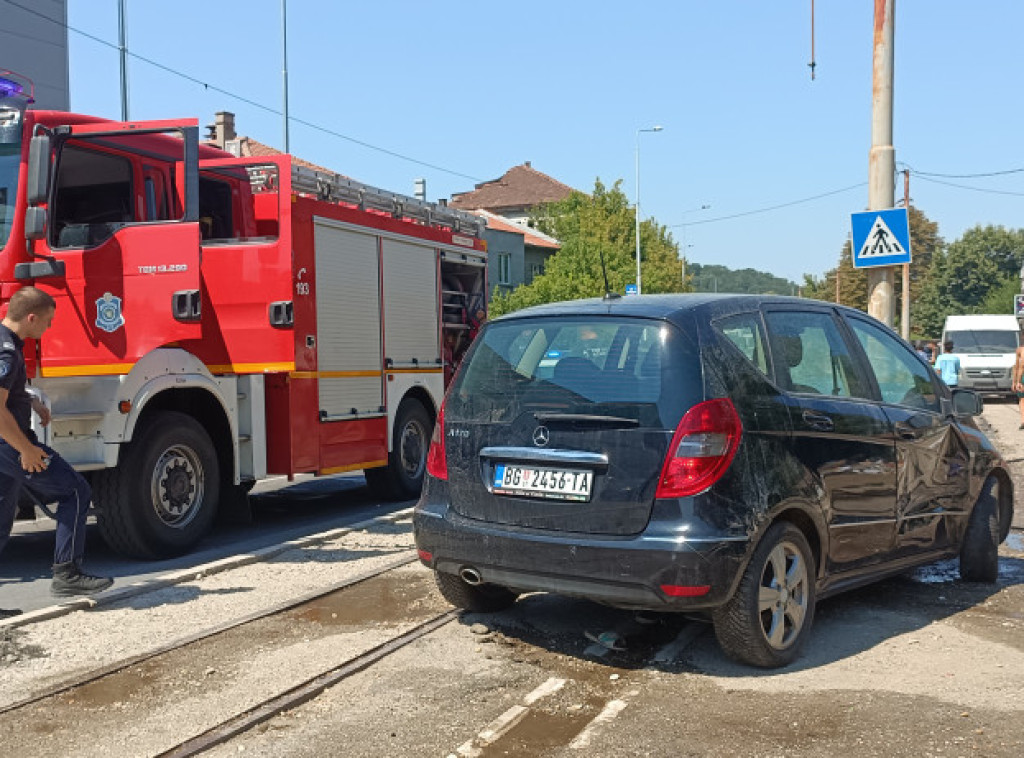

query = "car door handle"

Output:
[[801, 410, 834, 432]]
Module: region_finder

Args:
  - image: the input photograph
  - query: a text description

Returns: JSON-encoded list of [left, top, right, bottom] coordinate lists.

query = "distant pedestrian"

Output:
[[934, 341, 961, 388], [0, 287, 112, 618], [1013, 343, 1024, 429], [928, 341, 940, 364], [915, 341, 930, 362]]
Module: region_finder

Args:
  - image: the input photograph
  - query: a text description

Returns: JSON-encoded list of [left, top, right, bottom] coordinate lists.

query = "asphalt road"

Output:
[[0, 473, 411, 615]]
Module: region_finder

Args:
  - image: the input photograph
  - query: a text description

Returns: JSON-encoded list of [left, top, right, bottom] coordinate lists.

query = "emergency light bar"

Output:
[[0, 71, 35, 104]]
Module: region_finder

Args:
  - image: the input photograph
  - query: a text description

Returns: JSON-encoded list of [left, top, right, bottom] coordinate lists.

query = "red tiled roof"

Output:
[[474, 209, 560, 250], [450, 162, 574, 211], [209, 135, 348, 178]]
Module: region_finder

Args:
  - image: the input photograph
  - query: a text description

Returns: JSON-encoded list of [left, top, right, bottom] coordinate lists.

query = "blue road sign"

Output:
[[851, 208, 912, 268], [625, 284, 638, 296]]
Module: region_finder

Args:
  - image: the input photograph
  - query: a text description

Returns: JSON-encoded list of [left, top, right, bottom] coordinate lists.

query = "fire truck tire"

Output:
[[95, 411, 220, 559], [365, 399, 432, 501]]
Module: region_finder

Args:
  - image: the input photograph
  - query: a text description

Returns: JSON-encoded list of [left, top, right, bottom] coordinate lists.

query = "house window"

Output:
[[497, 253, 511, 285], [531, 262, 545, 277]]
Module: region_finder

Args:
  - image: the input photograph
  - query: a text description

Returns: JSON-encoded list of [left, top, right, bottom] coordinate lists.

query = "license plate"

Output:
[[493, 463, 593, 501]]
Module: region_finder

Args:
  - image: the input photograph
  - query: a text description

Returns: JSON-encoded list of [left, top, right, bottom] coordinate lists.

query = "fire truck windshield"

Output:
[[0, 102, 23, 251], [0, 140, 19, 251]]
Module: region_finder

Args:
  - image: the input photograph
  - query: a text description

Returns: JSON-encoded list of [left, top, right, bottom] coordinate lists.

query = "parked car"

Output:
[[414, 294, 1015, 667]]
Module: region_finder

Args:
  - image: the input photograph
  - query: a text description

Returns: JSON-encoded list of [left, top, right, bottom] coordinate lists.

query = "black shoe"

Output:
[[51, 562, 114, 597], [0, 608, 23, 620]]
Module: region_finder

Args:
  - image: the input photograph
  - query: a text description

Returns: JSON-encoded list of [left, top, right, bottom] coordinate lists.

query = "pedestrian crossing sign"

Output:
[[850, 208, 912, 268]]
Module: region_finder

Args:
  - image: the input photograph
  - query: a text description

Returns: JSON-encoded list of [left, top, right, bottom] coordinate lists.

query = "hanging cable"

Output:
[[668, 182, 866, 227]]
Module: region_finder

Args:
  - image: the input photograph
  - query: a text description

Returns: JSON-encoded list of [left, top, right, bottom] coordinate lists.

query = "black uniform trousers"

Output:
[[0, 435, 91, 566]]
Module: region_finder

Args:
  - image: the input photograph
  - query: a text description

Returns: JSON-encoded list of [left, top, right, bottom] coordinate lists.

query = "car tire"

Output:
[[960, 479, 1000, 583], [712, 522, 816, 668], [434, 571, 519, 613]]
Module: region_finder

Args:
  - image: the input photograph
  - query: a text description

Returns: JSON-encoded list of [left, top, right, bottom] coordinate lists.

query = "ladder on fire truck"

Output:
[[250, 163, 485, 238]]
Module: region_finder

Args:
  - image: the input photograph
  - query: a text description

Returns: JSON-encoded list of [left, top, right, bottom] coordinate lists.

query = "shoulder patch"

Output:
[[0, 363, 8, 378]]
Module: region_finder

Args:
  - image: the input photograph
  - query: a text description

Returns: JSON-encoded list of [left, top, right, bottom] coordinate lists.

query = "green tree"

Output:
[[490, 179, 681, 316], [916, 224, 1024, 335], [979, 273, 1021, 314], [689, 263, 796, 294], [804, 238, 868, 310]]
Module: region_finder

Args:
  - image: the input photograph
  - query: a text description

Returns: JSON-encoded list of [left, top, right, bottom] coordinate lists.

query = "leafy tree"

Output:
[[803, 237, 868, 310], [489, 179, 682, 316], [917, 224, 1024, 335], [688, 263, 797, 295], [979, 273, 1021, 314]]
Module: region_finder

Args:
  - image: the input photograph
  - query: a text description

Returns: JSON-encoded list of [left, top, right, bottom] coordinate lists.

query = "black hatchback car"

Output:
[[414, 295, 1015, 667]]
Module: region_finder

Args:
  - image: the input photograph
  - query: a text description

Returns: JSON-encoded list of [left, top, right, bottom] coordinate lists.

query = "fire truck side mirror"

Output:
[[26, 133, 51, 206]]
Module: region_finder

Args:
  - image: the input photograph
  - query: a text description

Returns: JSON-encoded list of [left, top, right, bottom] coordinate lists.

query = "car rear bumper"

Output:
[[414, 490, 751, 611]]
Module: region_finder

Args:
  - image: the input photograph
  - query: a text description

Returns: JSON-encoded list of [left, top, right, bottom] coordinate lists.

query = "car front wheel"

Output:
[[712, 522, 816, 668], [960, 478, 1000, 583]]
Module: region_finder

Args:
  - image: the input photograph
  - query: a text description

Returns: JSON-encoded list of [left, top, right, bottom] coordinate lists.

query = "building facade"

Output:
[[2, 0, 70, 110]]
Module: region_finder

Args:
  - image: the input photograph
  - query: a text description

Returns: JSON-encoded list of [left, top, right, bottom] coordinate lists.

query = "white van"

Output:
[[941, 314, 1022, 394]]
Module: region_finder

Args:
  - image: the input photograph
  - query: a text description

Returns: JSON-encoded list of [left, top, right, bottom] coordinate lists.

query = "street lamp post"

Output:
[[635, 126, 663, 295]]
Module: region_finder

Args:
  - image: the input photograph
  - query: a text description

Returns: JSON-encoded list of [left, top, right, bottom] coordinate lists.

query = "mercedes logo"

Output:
[[532, 426, 550, 447]]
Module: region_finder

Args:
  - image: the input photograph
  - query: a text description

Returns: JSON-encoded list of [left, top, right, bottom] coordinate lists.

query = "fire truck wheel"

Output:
[[365, 399, 432, 500], [95, 411, 220, 559]]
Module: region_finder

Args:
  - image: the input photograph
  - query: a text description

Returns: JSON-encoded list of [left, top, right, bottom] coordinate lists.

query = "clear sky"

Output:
[[53, 1, 1024, 284]]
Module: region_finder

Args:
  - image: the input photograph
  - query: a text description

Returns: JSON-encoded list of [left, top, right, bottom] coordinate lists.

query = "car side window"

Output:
[[764, 311, 870, 398], [846, 317, 940, 412], [715, 313, 769, 377]]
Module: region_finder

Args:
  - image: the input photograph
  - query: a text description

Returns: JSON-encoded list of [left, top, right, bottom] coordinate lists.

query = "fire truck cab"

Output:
[[0, 72, 487, 558]]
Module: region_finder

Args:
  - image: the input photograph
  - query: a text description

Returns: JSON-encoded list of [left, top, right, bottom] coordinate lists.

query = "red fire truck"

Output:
[[0, 72, 487, 558]]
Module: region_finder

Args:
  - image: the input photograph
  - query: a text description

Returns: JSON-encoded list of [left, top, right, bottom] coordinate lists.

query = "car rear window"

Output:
[[448, 316, 700, 429]]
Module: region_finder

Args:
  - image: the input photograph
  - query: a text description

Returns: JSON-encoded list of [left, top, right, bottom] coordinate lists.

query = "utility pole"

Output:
[[867, 0, 896, 326], [118, 0, 129, 121], [282, 0, 290, 153], [901, 169, 911, 339]]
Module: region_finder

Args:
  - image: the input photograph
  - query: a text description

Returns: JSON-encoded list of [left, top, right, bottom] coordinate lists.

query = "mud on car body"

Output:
[[414, 294, 1014, 667]]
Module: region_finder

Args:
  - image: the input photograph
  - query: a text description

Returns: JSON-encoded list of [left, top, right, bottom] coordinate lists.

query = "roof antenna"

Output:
[[599, 248, 620, 300]]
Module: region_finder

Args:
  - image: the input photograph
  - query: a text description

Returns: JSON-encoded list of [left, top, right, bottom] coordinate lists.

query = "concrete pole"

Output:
[[118, 0, 129, 121], [868, 0, 896, 326]]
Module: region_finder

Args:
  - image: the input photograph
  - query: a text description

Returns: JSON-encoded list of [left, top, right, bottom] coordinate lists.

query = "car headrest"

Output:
[[776, 333, 803, 368]]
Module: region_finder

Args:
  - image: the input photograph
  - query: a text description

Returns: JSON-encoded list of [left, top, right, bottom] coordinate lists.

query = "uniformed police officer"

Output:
[[0, 286, 112, 618]]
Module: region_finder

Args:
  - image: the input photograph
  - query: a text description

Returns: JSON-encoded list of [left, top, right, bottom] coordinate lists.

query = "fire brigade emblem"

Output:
[[95, 292, 125, 333]]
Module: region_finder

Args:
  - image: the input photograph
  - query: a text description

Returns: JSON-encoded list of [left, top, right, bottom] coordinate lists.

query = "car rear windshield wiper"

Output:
[[533, 412, 640, 428]]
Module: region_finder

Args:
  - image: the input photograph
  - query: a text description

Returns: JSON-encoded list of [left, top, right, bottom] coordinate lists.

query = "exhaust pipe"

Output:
[[460, 567, 483, 585]]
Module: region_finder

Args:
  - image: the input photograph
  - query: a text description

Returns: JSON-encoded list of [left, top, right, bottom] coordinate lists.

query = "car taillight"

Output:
[[426, 404, 447, 480], [655, 398, 742, 499]]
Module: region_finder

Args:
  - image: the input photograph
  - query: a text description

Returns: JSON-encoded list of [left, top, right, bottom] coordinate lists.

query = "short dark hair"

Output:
[[943, 341, 954, 352], [7, 286, 56, 321]]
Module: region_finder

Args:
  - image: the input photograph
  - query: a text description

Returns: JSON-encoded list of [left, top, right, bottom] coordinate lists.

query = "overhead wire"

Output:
[[668, 182, 867, 227], [0, 0, 485, 182]]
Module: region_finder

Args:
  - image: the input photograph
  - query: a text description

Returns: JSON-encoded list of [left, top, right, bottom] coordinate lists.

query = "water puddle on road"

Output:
[[478, 697, 607, 756], [49, 658, 170, 711], [290, 569, 435, 627]]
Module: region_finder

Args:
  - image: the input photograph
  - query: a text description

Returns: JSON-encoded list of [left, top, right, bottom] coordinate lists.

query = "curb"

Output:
[[0, 506, 416, 631]]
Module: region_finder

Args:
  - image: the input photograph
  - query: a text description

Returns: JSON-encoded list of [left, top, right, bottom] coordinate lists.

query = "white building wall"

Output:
[[1, 0, 70, 110]]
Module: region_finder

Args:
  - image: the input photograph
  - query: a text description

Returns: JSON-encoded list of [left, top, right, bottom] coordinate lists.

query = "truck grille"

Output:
[[964, 368, 1008, 379]]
